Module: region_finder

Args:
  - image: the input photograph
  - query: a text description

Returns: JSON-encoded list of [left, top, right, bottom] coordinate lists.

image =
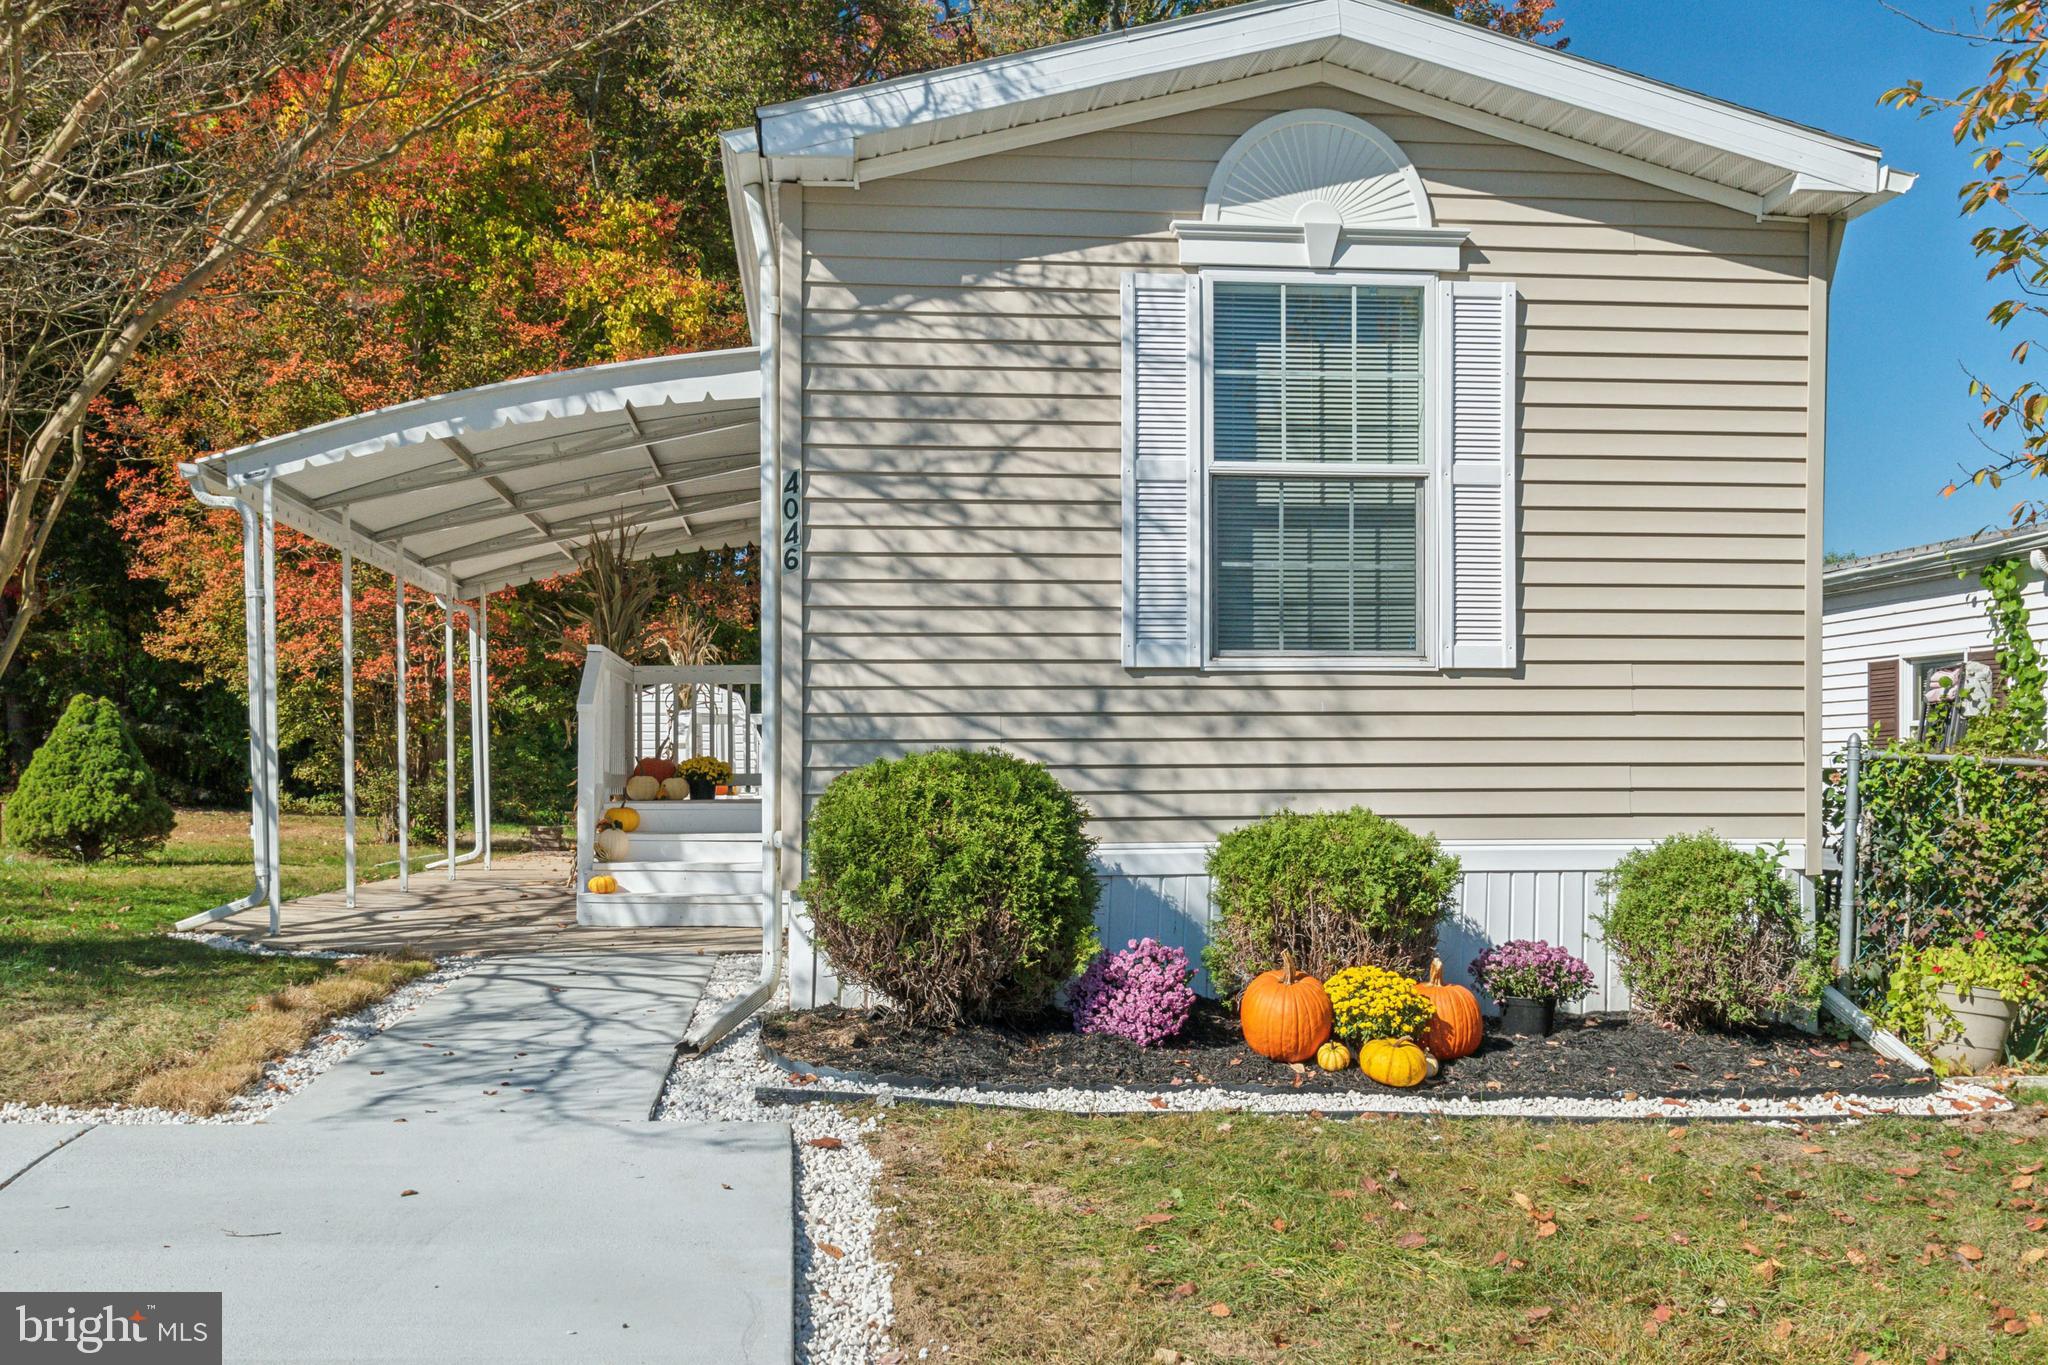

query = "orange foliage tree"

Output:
[[111, 37, 752, 835]]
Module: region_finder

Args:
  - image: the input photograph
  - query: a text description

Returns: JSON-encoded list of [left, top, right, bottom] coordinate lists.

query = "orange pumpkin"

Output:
[[632, 757, 678, 782], [1240, 951, 1334, 1063], [1417, 957, 1483, 1061]]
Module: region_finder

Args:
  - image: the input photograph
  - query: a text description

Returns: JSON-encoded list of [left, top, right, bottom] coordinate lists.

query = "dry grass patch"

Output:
[[876, 1104, 2048, 1364], [130, 955, 433, 1114]]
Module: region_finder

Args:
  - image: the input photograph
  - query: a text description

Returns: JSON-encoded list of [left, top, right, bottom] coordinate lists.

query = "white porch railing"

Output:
[[575, 646, 765, 885]]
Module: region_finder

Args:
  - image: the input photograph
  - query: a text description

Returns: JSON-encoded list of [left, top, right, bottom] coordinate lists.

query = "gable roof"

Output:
[[721, 0, 1910, 222]]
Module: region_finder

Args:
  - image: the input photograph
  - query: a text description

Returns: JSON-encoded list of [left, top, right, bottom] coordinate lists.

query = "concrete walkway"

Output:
[[1, 949, 793, 1363], [275, 951, 713, 1125], [199, 853, 756, 958]]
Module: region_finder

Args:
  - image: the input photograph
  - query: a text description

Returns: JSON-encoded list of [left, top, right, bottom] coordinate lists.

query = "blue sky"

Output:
[[1561, 0, 2024, 557]]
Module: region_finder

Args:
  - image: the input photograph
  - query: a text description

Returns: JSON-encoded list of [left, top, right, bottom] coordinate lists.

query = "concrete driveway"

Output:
[[1, 951, 792, 1364]]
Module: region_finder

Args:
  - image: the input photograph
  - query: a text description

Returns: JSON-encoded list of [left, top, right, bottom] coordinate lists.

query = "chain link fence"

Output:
[[1822, 734, 2048, 1001]]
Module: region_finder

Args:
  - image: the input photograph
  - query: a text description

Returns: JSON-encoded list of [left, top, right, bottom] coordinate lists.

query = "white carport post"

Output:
[[395, 579, 410, 893], [341, 530, 357, 910], [259, 480, 282, 935], [443, 599, 457, 881], [479, 593, 493, 869], [171, 469, 273, 929], [427, 598, 485, 873]]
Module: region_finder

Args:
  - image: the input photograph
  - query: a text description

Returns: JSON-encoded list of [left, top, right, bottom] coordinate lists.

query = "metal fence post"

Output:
[[1838, 731, 1862, 976]]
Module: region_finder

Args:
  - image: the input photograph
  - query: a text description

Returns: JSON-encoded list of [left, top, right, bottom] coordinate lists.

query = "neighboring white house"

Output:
[[180, 0, 1914, 1019], [1821, 528, 2048, 755]]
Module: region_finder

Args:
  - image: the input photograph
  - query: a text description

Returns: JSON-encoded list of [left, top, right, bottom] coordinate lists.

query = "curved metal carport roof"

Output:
[[181, 347, 762, 599]]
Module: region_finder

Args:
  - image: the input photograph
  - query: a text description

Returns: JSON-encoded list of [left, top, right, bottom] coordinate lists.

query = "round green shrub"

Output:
[[1594, 833, 1829, 1030], [4, 694, 176, 861], [1202, 807, 1461, 997], [799, 748, 1100, 1026]]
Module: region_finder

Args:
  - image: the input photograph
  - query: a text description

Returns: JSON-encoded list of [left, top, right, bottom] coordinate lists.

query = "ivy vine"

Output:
[[1978, 555, 2046, 746]]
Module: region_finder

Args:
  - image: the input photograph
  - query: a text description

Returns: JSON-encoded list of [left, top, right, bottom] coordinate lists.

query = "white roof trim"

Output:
[[185, 349, 762, 597], [736, 0, 1904, 218]]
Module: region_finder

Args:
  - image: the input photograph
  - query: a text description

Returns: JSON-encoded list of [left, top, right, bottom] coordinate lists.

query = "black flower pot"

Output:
[[686, 776, 716, 800], [1499, 997, 1554, 1038]]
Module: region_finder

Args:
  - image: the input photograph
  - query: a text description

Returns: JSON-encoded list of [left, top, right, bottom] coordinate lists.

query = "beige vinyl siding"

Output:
[[793, 86, 1812, 847]]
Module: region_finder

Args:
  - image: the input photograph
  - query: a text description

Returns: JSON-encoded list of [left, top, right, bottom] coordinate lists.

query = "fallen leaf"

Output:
[[2019, 1247, 2047, 1267], [1800, 1144, 1826, 1155], [1148, 1097, 1167, 1110], [399, 1189, 418, 1197], [1513, 1191, 1536, 1214], [2014, 1175, 2038, 1192], [1394, 1231, 1428, 1250], [1754, 1257, 1783, 1283], [1208, 1303, 1232, 1318], [1170, 1282, 1197, 1298], [1889, 1166, 1922, 1179], [1138, 1213, 1176, 1226], [1845, 1247, 1869, 1266], [806, 1137, 844, 1150], [1524, 1306, 1554, 1325], [816, 1242, 844, 1260], [1742, 1240, 1766, 1257], [1772, 1319, 1794, 1342], [1535, 1221, 1558, 1238], [1271, 1218, 1288, 1233], [1958, 1244, 1986, 1263]]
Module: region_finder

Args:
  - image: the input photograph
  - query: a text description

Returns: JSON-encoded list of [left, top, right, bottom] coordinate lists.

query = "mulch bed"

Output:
[[761, 1000, 1938, 1101]]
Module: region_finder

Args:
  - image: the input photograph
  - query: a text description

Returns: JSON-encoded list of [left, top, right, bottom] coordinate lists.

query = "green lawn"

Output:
[[0, 809, 444, 1110], [876, 1105, 2048, 1363]]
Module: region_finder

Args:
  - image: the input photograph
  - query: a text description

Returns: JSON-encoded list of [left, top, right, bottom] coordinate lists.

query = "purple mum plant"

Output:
[[1470, 939, 1595, 1005], [1069, 938, 1196, 1047]]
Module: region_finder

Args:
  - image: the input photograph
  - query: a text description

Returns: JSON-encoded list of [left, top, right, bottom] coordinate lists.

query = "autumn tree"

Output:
[[109, 33, 749, 832], [1887, 0, 2048, 525], [0, 0, 680, 683]]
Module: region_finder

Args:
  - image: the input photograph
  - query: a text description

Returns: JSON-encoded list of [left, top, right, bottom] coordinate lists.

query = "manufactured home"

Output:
[[179, 0, 1910, 1019], [1822, 528, 2048, 753]]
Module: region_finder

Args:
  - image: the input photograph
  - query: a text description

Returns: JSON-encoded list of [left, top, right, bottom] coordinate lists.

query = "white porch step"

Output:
[[593, 860, 756, 897], [605, 798, 759, 835], [609, 830, 758, 864], [576, 891, 765, 928]]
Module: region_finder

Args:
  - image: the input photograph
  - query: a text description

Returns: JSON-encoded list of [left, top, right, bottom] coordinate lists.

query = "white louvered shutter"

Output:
[[1121, 273, 1200, 669], [1443, 280, 1519, 670]]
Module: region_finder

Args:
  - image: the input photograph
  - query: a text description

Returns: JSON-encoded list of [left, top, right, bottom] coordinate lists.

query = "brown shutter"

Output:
[[1866, 658, 1900, 746], [1967, 646, 2002, 702]]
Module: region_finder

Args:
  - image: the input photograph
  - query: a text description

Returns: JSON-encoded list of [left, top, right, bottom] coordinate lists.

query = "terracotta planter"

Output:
[[1499, 997, 1554, 1038], [1930, 984, 2015, 1073], [686, 776, 717, 801]]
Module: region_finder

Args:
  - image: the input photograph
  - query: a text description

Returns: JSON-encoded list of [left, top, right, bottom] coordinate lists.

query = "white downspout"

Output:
[[173, 466, 272, 929], [259, 480, 282, 934], [395, 578, 410, 893], [683, 176, 784, 1052], [341, 537, 357, 908]]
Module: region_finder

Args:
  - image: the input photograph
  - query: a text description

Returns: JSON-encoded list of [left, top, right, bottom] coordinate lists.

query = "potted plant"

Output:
[[1470, 940, 1596, 1038], [676, 755, 732, 801], [1881, 935, 2044, 1073]]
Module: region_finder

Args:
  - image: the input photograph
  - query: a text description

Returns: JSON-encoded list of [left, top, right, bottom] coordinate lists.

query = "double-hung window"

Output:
[[1208, 279, 1428, 661], [1119, 269, 1515, 674]]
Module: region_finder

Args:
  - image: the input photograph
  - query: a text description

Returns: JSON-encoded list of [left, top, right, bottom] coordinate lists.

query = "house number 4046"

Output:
[[781, 470, 801, 572]]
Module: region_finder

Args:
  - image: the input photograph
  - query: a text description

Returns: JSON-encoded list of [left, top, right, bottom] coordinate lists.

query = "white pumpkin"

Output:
[[624, 775, 659, 802], [661, 776, 690, 801], [595, 826, 631, 862]]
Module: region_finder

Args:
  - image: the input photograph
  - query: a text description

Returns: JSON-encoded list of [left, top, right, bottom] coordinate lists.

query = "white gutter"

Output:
[[682, 174, 784, 1053], [173, 466, 273, 930]]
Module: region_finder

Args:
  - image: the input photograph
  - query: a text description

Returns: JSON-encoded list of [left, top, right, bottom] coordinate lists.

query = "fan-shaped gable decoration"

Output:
[[1173, 109, 1467, 271]]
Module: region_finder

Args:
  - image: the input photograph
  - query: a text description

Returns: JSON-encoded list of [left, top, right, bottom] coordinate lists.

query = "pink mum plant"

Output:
[[1069, 938, 1196, 1047]]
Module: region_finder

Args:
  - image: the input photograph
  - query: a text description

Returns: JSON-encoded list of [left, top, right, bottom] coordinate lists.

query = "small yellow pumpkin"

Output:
[[1358, 1038, 1431, 1089], [603, 806, 641, 833], [624, 774, 660, 802], [1315, 1040, 1352, 1072], [586, 874, 619, 894]]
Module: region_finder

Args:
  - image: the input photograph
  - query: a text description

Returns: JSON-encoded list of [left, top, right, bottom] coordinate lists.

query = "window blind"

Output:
[[1213, 478, 1419, 654]]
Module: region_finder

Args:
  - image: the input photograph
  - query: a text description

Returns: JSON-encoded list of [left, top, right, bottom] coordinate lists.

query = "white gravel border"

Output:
[[655, 954, 2018, 1365], [658, 955, 894, 1365], [1, 937, 480, 1127]]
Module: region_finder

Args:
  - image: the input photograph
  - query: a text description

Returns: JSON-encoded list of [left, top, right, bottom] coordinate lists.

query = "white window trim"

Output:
[[1196, 266, 1444, 673]]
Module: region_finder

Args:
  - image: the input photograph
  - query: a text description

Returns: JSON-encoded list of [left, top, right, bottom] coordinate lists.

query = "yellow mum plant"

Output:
[[1323, 965, 1434, 1045]]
